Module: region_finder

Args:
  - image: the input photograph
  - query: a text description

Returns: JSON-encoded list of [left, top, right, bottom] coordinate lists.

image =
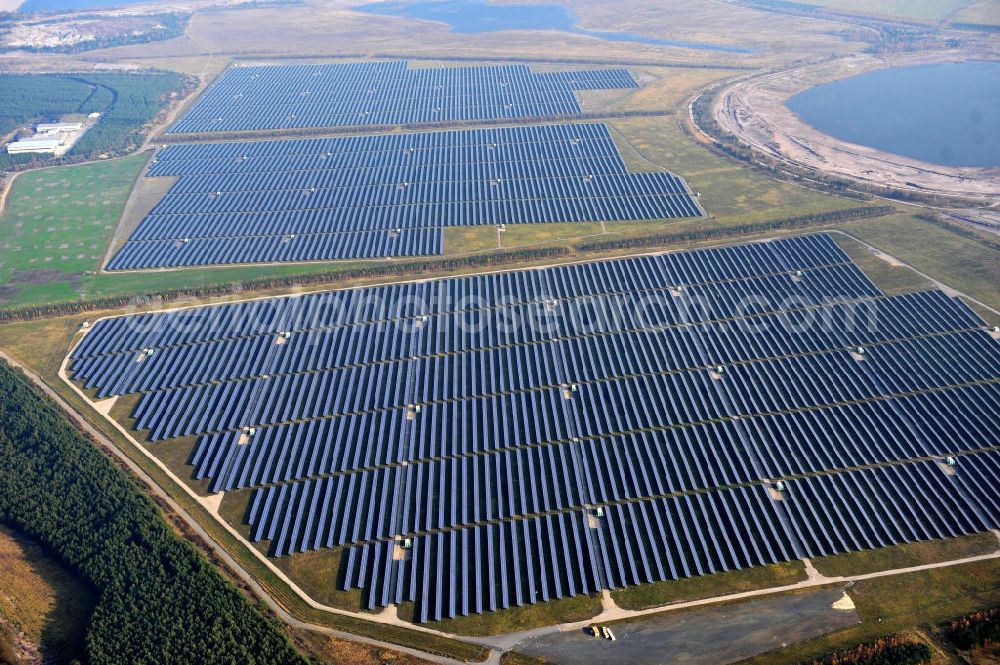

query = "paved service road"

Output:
[[516, 587, 859, 665]]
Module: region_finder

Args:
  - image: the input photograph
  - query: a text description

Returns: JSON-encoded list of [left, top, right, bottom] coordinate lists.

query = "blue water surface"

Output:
[[355, 0, 751, 53], [788, 61, 1000, 168]]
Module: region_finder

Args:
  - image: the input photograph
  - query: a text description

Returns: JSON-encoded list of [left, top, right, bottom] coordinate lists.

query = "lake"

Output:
[[787, 61, 1000, 168], [354, 0, 751, 53]]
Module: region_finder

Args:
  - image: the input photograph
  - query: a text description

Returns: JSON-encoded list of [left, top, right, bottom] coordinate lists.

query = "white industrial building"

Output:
[[5, 120, 91, 155], [7, 138, 62, 154], [35, 122, 83, 133]]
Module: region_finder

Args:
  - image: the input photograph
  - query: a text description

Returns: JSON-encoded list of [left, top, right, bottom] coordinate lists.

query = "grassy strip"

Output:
[[611, 561, 806, 610], [576, 206, 893, 252], [811, 533, 998, 578], [162, 110, 674, 143], [913, 213, 1000, 252], [400, 594, 603, 637], [0, 246, 567, 322], [834, 212, 1000, 311]]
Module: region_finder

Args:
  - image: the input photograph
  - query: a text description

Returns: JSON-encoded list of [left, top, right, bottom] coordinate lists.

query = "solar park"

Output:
[[166, 61, 639, 134], [106, 122, 702, 269], [70, 233, 1000, 623]]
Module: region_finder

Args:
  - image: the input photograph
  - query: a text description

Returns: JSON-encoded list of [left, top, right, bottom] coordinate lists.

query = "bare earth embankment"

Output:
[[714, 52, 1000, 202]]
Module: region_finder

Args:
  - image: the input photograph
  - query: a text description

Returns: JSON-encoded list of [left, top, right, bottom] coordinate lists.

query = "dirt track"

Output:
[[713, 53, 1000, 203]]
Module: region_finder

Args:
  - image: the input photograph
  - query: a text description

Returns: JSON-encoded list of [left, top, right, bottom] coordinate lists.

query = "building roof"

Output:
[[36, 122, 82, 132], [7, 138, 61, 153]]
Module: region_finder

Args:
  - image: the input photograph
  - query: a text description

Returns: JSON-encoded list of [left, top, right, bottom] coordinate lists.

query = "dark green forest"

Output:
[[0, 71, 187, 169], [0, 360, 306, 665]]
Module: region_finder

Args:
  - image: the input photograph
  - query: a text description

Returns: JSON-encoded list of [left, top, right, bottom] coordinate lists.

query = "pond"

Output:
[[354, 0, 751, 53], [787, 60, 1000, 168]]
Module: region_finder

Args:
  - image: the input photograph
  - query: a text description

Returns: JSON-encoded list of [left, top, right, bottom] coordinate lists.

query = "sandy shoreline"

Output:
[[713, 53, 1000, 202]]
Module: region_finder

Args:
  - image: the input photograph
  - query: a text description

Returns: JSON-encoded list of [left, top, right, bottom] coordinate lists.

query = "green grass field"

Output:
[[811, 532, 998, 578], [834, 212, 1000, 311], [612, 561, 806, 610], [0, 153, 147, 308]]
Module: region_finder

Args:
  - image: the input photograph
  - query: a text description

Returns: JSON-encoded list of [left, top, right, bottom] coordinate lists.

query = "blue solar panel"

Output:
[[167, 61, 639, 133], [68, 233, 1000, 621], [107, 123, 702, 269]]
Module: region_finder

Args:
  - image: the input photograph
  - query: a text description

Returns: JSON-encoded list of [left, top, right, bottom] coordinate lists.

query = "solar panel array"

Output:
[[167, 61, 639, 134], [70, 234, 1000, 621], [106, 123, 701, 269]]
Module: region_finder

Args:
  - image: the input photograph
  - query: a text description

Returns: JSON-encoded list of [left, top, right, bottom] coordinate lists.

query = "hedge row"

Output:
[[807, 634, 931, 665], [575, 206, 894, 252], [230, 52, 758, 70], [161, 110, 673, 143]]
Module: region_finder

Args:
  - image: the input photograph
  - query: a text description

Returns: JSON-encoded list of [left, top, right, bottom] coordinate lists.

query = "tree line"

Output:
[[0, 360, 306, 665], [576, 206, 894, 252], [163, 110, 674, 143], [806, 634, 931, 665]]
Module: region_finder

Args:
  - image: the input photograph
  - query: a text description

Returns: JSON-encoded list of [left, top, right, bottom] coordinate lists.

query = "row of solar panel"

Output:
[[335, 455, 999, 621], [244, 381, 999, 553], [147, 173, 690, 218], [128, 327, 997, 443], [115, 125, 700, 267], [150, 148, 625, 180], [175, 103, 590, 133], [202, 92, 578, 114], [214, 89, 585, 107], [216, 82, 601, 105], [153, 122, 617, 163], [80, 261, 883, 405], [169, 62, 637, 133], [191, 381, 997, 494], [127, 192, 700, 245], [79, 234, 856, 358], [72, 286, 967, 398], [164, 158, 629, 196], [105, 228, 440, 271], [207, 68, 638, 99], [110, 195, 702, 269], [206, 64, 631, 94]]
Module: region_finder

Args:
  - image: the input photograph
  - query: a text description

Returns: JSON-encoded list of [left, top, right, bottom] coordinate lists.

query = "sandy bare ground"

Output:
[[0, 0, 23, 11], [713, 52, 1000, 202]]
